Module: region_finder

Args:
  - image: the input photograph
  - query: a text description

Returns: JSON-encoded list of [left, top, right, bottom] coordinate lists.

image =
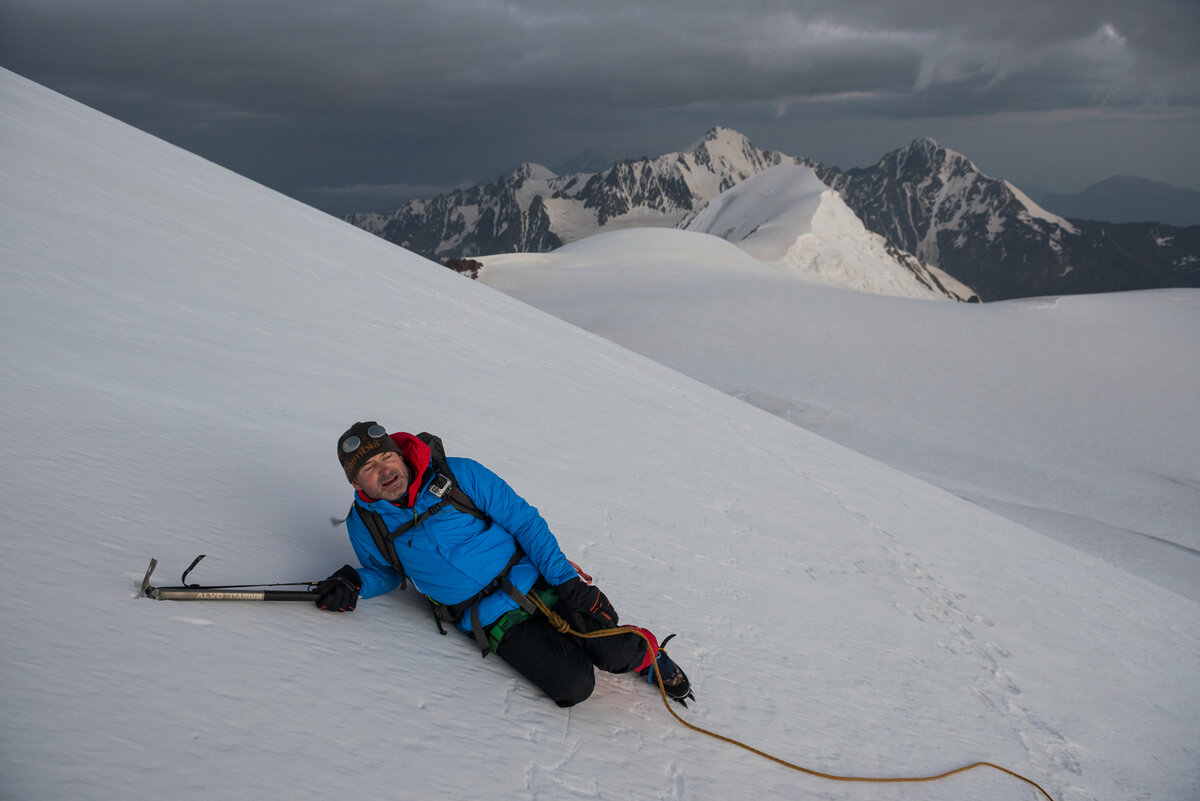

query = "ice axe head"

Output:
[[138, 558, 158, 599]]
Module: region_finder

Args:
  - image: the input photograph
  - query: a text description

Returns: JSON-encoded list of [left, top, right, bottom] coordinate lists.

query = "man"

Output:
[[315, 421, 692, 708]]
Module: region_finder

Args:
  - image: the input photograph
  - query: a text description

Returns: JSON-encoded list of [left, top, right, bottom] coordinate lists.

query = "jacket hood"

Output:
[[355, 431, 431, 507]]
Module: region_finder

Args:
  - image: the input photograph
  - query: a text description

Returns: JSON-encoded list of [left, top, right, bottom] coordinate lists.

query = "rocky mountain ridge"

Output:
[[345, 127, 798, 259], [816, 138, 1200, 300], [346, 129, 1200, 301]]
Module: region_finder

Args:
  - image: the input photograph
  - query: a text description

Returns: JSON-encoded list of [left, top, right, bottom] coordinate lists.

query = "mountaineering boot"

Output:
[[639, 634, 695, 706]]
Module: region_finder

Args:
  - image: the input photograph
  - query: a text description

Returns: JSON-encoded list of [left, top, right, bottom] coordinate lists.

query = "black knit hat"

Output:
[[337, 421, 400, 480]]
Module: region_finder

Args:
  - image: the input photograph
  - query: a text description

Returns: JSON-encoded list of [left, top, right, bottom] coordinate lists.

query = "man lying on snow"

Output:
[[315, 422, 693, 708]]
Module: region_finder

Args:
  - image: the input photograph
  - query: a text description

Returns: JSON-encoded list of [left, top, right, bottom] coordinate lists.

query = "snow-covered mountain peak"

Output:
[[345, 126, 1199, 301], [683, 163, 975, 300], [884, 137, 980, 183], [815, 135, 1165, 298], [348, 126, 802, 259], [683, 125, 756, 156], [511, 162, 559, 184], [674, 126, 794, 194]]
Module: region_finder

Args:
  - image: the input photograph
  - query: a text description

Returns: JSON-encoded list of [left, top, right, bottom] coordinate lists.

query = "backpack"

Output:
[[352, 432, 536, 655]]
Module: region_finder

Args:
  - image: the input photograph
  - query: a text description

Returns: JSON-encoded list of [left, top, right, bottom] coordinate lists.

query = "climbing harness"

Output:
[[525, 592, 1059, 801]]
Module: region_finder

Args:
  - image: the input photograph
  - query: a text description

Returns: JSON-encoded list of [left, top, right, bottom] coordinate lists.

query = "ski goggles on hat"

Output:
[[338, 422, 400, 480], [341, 424, 387, 454]]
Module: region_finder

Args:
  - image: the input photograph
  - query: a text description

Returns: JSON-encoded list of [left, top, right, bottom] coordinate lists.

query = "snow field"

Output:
[[2, 69, 1198, 801]]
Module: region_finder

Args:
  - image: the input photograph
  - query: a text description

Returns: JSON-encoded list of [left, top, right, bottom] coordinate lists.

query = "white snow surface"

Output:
[[681, 163, 962, 299], [481, 233, 1200, 606], [3, 69, 1199, 801]]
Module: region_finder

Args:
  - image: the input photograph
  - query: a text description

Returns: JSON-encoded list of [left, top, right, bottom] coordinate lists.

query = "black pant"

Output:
[[495, 602, 647, 707]]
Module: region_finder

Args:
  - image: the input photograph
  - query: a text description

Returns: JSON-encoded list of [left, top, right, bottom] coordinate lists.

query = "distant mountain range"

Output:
[[345, 127, 799, 262], [1027, 177, 1200, 228], [345, 128, 1200, 301]]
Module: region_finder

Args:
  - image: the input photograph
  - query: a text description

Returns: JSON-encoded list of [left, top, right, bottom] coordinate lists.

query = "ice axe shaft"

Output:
[[138, 557, 319, 602], [149, 587, 319, 601]]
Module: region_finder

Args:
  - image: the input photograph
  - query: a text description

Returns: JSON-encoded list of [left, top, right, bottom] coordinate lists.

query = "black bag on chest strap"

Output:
[[417, 431, 490, 527]]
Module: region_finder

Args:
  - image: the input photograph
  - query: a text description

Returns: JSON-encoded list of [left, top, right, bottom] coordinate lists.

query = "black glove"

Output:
[[553, 576, 618, 629], [315, 564, 362, 612]]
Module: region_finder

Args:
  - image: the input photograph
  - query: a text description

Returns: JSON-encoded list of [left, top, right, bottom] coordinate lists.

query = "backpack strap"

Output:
[[435, 544, 536, 656], [359, 505, 532, 656], [355, 504, 410, 590]]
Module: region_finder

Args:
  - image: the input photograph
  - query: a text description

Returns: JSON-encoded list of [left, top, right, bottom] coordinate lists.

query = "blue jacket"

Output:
[[345, 433, 578, 633]]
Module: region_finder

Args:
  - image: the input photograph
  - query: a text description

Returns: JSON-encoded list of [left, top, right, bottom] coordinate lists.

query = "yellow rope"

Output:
[[529, 593, 1058, 801]]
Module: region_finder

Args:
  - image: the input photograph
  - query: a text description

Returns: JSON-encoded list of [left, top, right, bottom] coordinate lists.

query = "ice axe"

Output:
[[138, 555, 320, 601]]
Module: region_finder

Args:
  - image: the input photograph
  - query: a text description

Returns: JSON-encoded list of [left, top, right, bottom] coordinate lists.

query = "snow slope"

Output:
[[480, 233, 1200, 605], [681, 163, 974, 300], [3, 69, 1198, 801]]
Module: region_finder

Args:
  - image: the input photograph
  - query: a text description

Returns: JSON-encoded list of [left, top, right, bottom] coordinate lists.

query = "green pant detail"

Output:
[[486, 587, 559, 652]]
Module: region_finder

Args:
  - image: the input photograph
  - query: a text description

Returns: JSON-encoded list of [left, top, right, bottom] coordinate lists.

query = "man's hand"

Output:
[[553, 576, 617, 628], [315, 564, 362, 612]]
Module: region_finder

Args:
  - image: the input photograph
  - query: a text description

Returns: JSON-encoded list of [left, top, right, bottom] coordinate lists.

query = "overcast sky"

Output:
[[4, 0, 1199, 214]]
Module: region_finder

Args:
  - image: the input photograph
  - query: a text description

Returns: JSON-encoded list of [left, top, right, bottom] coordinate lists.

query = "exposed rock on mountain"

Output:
[[817, 138, 1200, 300], [346, 129, 1200, 301], [345, 127, 798, 259]]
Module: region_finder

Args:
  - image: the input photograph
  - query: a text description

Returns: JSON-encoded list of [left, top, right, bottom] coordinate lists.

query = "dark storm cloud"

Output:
[[3, 0, 1198, 211]]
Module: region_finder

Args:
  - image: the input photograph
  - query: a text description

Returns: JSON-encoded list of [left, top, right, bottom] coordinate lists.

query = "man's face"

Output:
[[352, 451, 411, 502]]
